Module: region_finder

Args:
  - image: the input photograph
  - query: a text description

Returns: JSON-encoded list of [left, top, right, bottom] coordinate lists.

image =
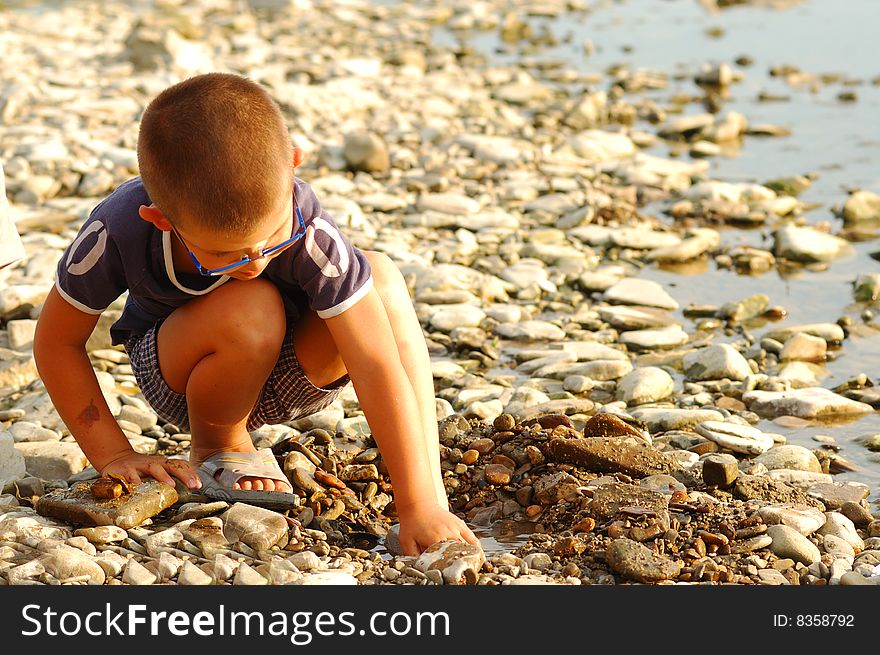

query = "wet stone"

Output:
[[34, 479, 178, 529], [545, 436, 680, 478], [413, 540, 485, 585], [588, 483, 669, 521], [806, 481, 870, 510], [606, 538, 680, 582]]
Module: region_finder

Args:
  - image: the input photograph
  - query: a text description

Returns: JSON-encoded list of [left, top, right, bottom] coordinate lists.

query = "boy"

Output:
[[33, 72, 479, 556], [1, 163, 27, 269]]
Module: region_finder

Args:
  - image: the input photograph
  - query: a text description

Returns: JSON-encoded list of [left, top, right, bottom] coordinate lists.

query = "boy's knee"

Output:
[[211, 279, 286, 351]]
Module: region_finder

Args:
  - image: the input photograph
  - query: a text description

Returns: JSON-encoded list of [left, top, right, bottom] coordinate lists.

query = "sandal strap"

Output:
[[199, 448, 287, 488]]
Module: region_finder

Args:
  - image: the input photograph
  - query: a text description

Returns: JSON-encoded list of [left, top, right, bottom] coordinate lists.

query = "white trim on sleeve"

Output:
[[54, 279, 106, 315], [315, 275, 374, 319]]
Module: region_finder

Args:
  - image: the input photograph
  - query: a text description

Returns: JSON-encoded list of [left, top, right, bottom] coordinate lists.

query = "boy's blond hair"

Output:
[[137, 73, 292, 235]]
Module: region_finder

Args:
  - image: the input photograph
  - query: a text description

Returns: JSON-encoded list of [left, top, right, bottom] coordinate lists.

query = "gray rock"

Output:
[[606, 538, 680, 582], [342, 131, 389, 173], [841, 190, 880, 223], [766, 524, 821, 565], [413, 540, 485, 585], [428, 304, 486, 332], [15, 441, 89, 480], [122, 558, 157, 585], [220, 503, 289, 552], [742, 387, 874, 419], [779, 333, 827, 362], [817, 512, 864, 553], [39, 544, 106, 584], [755, 445, 823, 473], [619, 325, 689, 350], [293, 571, 358, 585], [117, 405, 158, 430], [177, 559, 213, 585], [616, 367, 674, 405], [0, 431, 26, 488], [773, 225, 851, 262], [806, 481, 870, 510], [417, 193, 481, 216], [603, 278, 678, 310], [233, 562, 268, 586], [683, 343, 752, 381], [629, 408, 724, 432], [695, 421, 777, 455], [74, 525, 127, 544], [598, 305, 677, 330], [762, 323, 845, 344]]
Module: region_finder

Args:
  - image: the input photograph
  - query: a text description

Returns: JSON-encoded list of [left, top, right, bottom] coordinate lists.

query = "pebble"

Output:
[[743, 387, 875, 419], [695, 421, 777, 455], [766, 524, 821, 565]]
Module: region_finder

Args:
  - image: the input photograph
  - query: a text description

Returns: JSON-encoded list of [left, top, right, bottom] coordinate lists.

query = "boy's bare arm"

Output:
[[325, 286, 480, 554], [33, 287, 200, 488]]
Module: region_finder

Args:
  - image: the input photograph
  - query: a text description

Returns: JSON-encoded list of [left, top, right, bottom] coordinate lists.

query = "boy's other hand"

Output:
[[101, 453, 202, 490], [397, 503, 483, 556]]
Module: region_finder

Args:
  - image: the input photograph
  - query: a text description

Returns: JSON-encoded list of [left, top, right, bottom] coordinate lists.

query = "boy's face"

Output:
[[173, 192, 296, 280]]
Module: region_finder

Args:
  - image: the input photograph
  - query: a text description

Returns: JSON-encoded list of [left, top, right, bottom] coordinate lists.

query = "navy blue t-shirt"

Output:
[[55, 177, 373, 345]]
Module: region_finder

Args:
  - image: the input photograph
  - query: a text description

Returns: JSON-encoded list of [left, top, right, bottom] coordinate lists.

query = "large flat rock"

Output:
[[35, 479, 178, 529]]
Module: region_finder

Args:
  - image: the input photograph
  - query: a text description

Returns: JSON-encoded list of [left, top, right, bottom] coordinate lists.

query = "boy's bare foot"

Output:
[[189, 445, 292, 493]]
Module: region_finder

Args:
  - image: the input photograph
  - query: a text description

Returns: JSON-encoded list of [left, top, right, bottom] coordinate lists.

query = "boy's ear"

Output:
[[292, 147, 304, 168], [138, 204, 173, 231]]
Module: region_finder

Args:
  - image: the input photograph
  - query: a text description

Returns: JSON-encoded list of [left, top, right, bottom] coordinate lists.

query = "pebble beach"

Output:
[[1, 0, 880, 587]]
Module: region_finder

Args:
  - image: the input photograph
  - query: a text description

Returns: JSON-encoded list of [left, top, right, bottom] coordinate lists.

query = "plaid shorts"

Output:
[[124, 321, 350, 433]]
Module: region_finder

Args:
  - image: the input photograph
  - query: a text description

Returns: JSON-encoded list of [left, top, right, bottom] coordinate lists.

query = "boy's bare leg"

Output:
[[294, 250, 448, 506], [156, 278, 291, 491]]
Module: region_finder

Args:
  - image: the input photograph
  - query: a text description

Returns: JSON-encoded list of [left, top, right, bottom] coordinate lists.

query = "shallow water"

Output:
[[428, 1, 880, 522]]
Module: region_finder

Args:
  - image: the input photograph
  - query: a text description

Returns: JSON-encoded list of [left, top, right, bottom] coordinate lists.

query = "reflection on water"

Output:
[[472, 519, 536, 554]]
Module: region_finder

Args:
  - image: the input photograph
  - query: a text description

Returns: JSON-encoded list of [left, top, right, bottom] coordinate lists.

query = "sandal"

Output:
[[195, 448, 299, 510]]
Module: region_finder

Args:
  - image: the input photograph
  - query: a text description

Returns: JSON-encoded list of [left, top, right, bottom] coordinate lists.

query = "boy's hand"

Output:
[[101, 453, 202, 490], [397, 502, 483, 556]]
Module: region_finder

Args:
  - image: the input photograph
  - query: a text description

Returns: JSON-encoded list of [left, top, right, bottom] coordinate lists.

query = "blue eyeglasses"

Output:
[[171, 195, 307, 276]]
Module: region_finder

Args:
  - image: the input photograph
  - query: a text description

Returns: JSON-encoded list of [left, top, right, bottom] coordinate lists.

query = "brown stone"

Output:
[[493, 414, 516, 431], [314, 469, 346, 489], [460, 449, 480, 465], [589, 483, 669, 521], [715, 396, 746, 412], [552, 536, 586, 556], [606, 538, 681, 582], [469, 438, 496, 455], [484, 464, 512, 486], [545, 436, 680, 478], [35, 479, 178, 529], [582, 412, 645, 439], [523, 414, 574, 430], [491, 454, 516, 470], [701, 453, 739, 487], [572, 517, 596, 533]]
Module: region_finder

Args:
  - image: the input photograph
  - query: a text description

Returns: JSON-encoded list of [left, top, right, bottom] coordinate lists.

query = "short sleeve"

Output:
[[284, 181, 373, 319], [55, 210, 127, 314]]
